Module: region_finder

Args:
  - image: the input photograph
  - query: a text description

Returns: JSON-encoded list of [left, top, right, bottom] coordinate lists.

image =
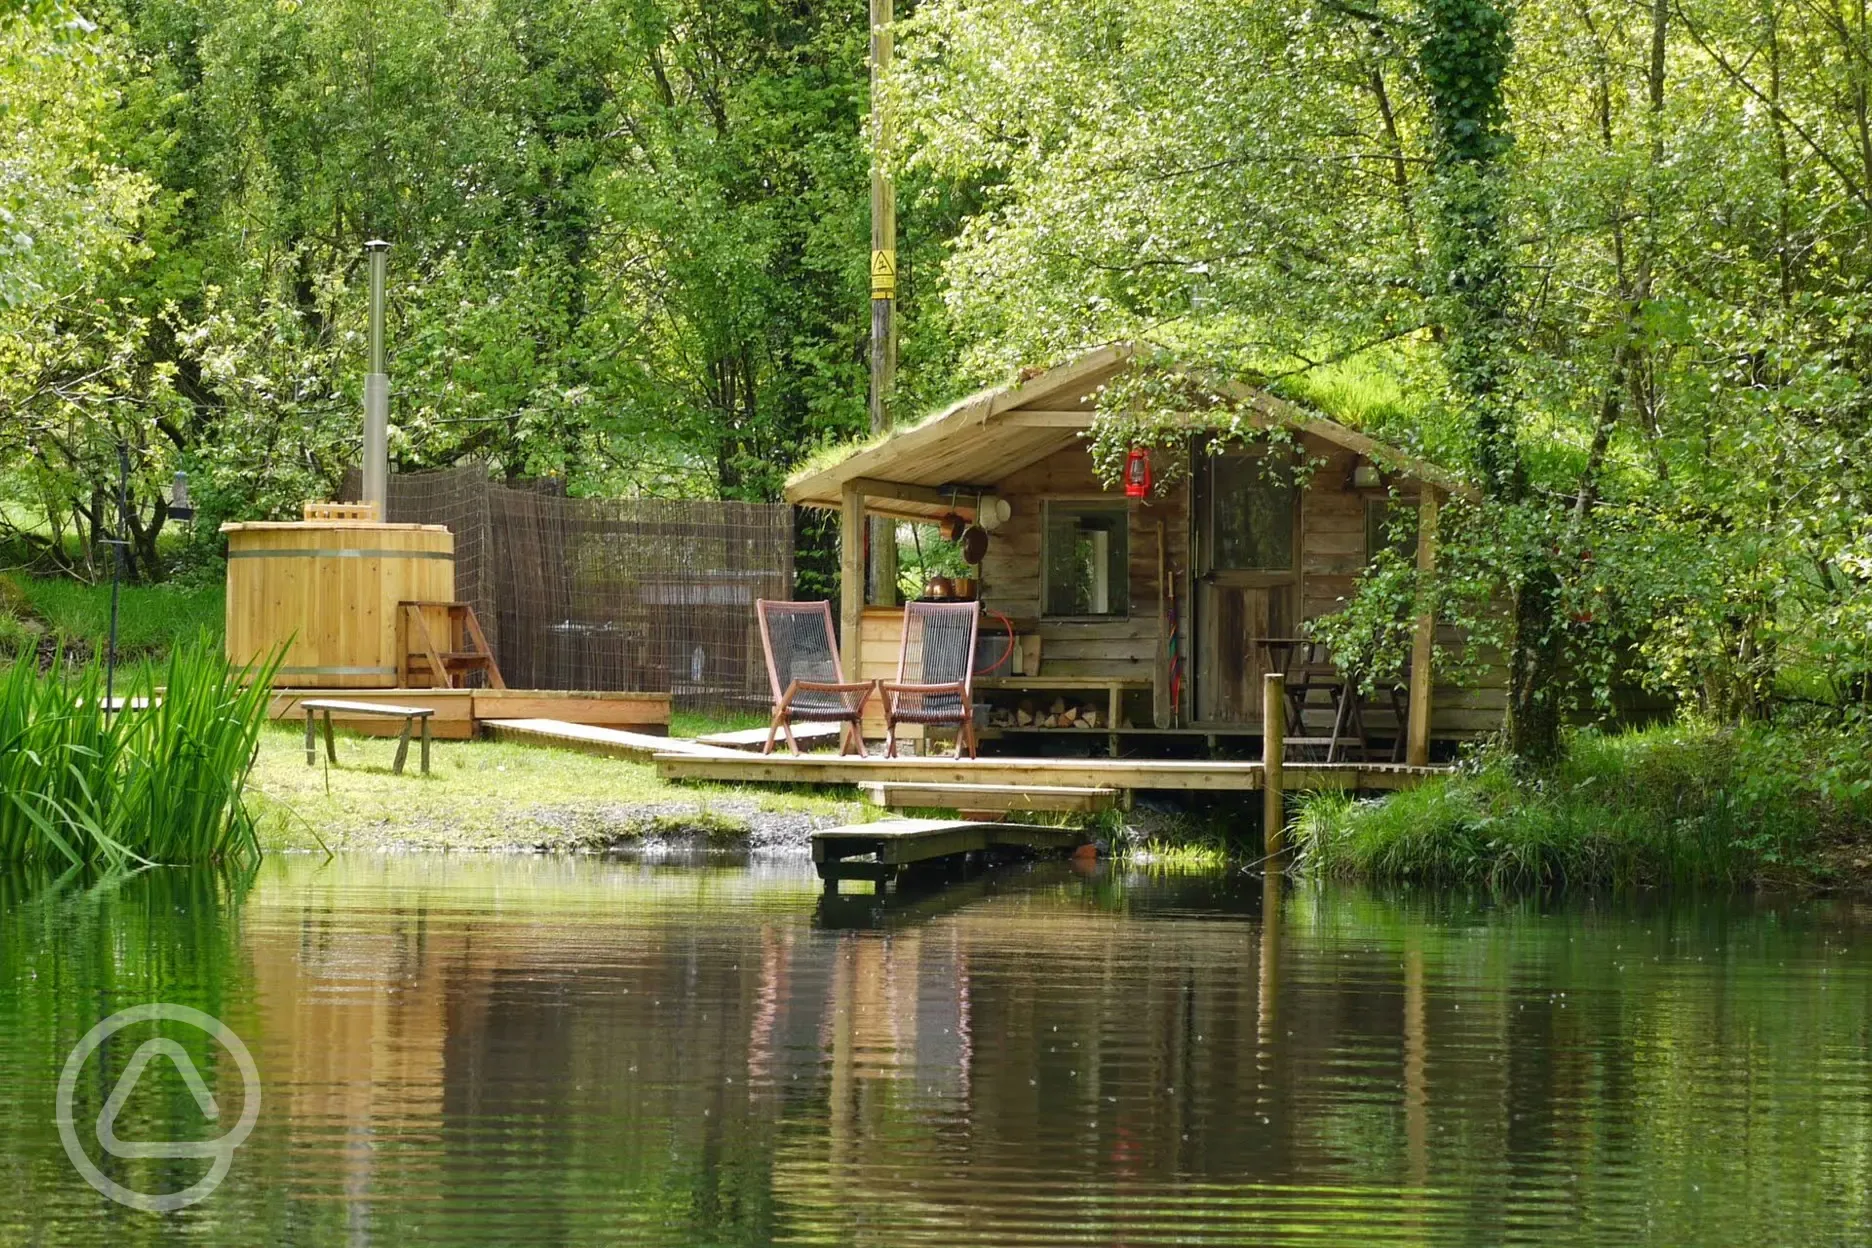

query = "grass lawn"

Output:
[[247, 723, 862, 852], [669, 708, 771, 739], [0, 572, 224, 660]]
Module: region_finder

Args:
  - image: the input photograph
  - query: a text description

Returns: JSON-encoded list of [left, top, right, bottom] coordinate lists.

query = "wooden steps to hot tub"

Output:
[[398, 601, 506, 689], [859, 781, 1119, 814]]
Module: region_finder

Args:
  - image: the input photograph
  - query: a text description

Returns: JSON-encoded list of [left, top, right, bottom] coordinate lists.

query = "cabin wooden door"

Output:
[[1193, 448, 1300, 725]]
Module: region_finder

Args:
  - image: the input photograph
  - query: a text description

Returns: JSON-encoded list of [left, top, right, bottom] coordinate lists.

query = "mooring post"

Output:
[[1263, 671, 1285, 859]]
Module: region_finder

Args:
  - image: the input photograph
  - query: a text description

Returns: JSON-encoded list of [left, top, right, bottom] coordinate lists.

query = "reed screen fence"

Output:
[[347, 466, 793, 712]]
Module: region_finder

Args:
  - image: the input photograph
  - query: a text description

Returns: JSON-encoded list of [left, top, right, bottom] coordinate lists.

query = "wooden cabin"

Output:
[[784, 344, 1502, 763]]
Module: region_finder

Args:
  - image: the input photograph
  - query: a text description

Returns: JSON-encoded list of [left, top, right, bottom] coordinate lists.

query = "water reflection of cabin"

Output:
[[785, 344, 1503, 763]]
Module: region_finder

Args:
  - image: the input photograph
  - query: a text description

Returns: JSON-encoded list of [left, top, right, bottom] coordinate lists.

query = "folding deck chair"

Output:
[[756, 599, 874, 756], [882, 600, 982, 759]]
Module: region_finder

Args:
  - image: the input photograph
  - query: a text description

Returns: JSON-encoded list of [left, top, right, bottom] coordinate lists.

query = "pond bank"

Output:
[[252, 717, 1872, 891], [248, 724, 1220, 862], [1292, 721, 1872, 891], [248, 725, 865, 854]]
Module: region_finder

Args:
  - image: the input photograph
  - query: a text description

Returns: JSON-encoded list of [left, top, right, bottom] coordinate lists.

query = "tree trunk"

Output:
[[1506, 578, 1563, 764], [1418, 0, 1561, 763], [126, 495, 168, 583]]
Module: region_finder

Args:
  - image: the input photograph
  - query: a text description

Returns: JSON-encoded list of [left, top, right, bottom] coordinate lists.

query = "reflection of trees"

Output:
[[242, 856, 823, 1247], [0, 867, 262, 1246], [775, 875, 1872, 1246]]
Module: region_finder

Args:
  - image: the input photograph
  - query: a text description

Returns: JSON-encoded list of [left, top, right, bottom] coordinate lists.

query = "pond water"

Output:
[[3, 856, 1871, 1245]]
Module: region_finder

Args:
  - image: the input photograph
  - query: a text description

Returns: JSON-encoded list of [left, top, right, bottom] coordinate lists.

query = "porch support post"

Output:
[[1406, 488, 1440, 767], [840, 482, 866, 680]]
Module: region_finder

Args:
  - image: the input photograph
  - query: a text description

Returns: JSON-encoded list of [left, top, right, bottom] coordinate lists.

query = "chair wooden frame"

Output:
[[882, 600, 982, 760], [756, 600, 874, 756], [1256, 637, 1397, 763]]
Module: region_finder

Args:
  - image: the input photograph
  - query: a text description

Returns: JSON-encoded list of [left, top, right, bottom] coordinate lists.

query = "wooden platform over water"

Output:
[[813, 818, 1088, 885]]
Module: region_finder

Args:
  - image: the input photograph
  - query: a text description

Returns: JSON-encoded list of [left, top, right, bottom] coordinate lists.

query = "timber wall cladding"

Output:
[[977, 444, 1186, 679], [975, 436, 1508, 738], [1299, 445, 1365, 621]]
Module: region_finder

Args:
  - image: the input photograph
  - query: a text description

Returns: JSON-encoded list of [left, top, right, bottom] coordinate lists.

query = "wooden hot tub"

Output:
[[223, 520, 454, 687]]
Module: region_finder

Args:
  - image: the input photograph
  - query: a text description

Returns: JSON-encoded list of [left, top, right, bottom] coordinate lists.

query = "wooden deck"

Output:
[[655, 750, 1443, 793], [268, 687, 670, 741]]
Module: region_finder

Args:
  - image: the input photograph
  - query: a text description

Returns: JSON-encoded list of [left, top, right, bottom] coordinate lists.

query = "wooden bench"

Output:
[[301, 698, 434, 775]]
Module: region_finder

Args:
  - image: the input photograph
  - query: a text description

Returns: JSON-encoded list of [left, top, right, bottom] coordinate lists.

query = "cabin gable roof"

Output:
[[784, 343, 1475, 519]]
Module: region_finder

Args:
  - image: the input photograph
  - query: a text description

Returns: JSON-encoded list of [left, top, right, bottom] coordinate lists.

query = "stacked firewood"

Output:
[[987, 698, 1106, 730]]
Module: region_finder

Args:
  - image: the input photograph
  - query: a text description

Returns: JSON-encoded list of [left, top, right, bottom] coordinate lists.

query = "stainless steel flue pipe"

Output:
[[361, 240, 391, 516]]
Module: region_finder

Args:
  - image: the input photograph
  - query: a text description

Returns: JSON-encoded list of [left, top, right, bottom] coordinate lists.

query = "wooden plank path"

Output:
[[485, 718, 749, 763], [694, 722, 843, 751], [813, 818, 1088, 885], [655, 751, 1443, 793]]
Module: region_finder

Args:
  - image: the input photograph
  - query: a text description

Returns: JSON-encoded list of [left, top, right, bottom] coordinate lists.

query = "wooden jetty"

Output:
[[813, 818, 1088, 887]]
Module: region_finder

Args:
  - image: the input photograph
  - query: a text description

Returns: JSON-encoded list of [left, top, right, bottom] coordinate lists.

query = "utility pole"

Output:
[[867, 0, 899, 607]]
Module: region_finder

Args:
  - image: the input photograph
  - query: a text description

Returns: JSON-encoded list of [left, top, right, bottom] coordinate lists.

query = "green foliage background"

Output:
[[0, 0, 969, 577], [890, 0, 1872, 732], [7, 0, 1872, 735]]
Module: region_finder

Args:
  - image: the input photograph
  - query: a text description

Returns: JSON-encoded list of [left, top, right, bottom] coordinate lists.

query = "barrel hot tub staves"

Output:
[[223, 519, 455, 688]]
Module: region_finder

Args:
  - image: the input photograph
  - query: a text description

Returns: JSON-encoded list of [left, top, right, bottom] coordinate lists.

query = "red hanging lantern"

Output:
[[1123, 446, 1153, 498]]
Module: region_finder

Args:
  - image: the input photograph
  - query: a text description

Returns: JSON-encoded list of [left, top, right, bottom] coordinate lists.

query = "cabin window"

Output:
[[1208, 454, 1295, 571], [1043, 503, 1129, 618], [1365, 498, 1420, 563]]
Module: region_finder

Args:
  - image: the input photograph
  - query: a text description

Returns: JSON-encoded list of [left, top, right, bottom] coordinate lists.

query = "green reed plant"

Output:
[[0, 641, 277, 866]]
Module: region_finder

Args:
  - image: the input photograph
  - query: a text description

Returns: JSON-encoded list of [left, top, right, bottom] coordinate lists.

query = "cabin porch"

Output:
[[788, 346, 1503, 769]]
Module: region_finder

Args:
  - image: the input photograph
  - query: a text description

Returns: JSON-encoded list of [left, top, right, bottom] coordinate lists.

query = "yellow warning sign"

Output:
[[870, 249, 897, 297]]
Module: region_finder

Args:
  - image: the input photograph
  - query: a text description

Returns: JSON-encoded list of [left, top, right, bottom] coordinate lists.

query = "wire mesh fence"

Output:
[[347, 466, 794, 712]]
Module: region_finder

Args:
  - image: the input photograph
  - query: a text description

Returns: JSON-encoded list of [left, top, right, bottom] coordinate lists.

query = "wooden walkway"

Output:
[[485, 718, 747, 762], [654, 751, 1442, 793], [813, 818, 1088, 885], [694, 722, 843, 751]]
